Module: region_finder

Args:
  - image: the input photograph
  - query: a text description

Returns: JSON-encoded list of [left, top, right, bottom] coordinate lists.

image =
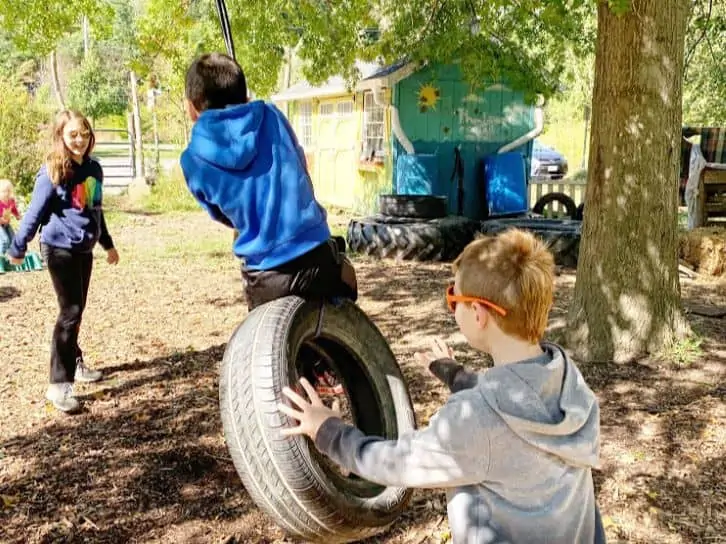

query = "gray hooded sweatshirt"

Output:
[[315, 342, 603, 543]]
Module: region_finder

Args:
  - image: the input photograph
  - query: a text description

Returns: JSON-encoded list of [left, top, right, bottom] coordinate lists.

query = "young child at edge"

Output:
[[0, 178, 21, 255], [8, 110, 119, 414], [279, 229, 607, 544], [179, 52, 357, 313]]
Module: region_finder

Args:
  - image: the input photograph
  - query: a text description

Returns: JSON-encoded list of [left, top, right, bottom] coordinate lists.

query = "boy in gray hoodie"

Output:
[[279, 228, 606, 543]]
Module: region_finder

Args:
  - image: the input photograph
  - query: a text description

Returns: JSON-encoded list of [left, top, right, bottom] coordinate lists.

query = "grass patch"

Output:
[[100, 206, 127, 230], [539, 119, 588, 170], [94, 145, 181, 162], [659, 334, 704, 366], [324, 205, 352, 240], [158, 236, 230, 264], [142, 167, 201, 213], [330, 223, 347, 239]]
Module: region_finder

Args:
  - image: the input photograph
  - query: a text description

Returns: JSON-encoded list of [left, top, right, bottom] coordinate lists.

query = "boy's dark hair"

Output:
[[185, 52, 248, 112]]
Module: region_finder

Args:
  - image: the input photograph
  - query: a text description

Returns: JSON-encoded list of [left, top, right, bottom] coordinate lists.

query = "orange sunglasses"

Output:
[[445, 285, 507, 316]]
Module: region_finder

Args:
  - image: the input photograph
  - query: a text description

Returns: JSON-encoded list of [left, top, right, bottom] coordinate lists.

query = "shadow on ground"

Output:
[[0, 258, 724, 543]]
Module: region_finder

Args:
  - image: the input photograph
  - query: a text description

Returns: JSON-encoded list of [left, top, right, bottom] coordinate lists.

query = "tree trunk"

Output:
[[566, 0, 692, 363], [49, 50, 65, 110], [82, 16, 90, 59], [127, 112, 136, 178], [129, 71, 144, 181]]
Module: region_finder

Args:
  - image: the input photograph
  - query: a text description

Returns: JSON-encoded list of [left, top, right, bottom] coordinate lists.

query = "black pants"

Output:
[[241, 238, 357, 311], [42, 244, 93, 384]]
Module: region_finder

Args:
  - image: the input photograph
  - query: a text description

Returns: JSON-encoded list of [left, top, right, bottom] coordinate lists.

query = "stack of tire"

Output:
[[346, 195, 480, 262], [480, 190, 583, 268], [531, 191, 584, 221], [520, 192, 583, 267]]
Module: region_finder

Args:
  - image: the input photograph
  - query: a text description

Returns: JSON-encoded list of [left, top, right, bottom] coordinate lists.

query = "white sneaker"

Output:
[[46, 382, 80, 413], [75, 358, 102, 383]]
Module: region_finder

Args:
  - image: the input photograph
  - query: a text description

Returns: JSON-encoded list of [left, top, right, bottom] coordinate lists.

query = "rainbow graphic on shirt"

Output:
[[71, 176, 102, 210]]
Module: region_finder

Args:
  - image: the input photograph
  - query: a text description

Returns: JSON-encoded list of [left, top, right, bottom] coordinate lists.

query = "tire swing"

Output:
[[212, 4, 416, 541], [220, 298, 416, 543]]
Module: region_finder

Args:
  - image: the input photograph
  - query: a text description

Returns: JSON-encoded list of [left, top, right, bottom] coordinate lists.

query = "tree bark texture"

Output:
[[566, 0, 692, 363]]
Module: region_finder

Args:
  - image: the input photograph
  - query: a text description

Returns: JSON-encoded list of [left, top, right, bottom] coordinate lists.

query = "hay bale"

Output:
[[679, 228, 726, 276]]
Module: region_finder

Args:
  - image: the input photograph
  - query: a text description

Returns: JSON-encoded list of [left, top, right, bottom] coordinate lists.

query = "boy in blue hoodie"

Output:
[[279, 229, 606, 543], [180, 52, 357, 313]]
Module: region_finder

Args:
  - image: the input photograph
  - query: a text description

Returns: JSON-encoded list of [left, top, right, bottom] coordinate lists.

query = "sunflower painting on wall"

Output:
[[418, 83, 441, 112]]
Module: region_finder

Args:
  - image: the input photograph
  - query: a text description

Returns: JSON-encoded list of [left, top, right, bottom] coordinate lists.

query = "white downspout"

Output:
[[372, 80, 414, 154], [497, 94, 545, 154]]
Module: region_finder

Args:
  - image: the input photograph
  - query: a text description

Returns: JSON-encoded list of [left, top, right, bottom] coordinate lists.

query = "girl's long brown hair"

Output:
[[47, 110, 95, 186]]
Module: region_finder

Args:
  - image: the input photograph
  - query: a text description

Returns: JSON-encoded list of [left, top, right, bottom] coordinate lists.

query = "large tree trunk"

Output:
[[566, 0, 692, 363]]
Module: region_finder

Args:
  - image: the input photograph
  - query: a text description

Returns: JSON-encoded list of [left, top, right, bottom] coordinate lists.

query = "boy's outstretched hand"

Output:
[[416, 338, 479, 393], [414, 337, 455, 365], [279, 378, 342, 441]]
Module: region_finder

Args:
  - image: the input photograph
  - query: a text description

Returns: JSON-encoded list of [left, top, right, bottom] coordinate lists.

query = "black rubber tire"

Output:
[[347, 216, 479, 262], [332, 235, 346, 253], [574, 203, 584, 221], [357, 214, 426, 225], [532, 192, 578, 220], [220, 297, 416, 544], [378, 194, 448, 219], [479, 218, 581, 268]]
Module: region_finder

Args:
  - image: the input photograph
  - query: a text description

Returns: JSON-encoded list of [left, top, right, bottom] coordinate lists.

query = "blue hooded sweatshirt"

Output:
[[180, 101, 331, 270], [8, 158, 114, 259]]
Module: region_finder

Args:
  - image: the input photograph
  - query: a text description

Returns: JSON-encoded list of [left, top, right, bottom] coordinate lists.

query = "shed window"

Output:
[[320, 103, 335, 117], [297, 101, 313, 147], [337, 101, 354, 116], [362, 91, 385, 161]]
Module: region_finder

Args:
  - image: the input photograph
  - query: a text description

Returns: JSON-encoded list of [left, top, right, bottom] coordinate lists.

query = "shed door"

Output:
[[315, 99, 356, 209]]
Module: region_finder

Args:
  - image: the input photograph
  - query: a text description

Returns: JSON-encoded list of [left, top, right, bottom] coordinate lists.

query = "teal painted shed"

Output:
[[359, 62, 537, 219]]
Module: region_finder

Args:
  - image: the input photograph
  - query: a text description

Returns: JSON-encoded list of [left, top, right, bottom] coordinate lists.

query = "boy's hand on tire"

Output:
[[279, 378, 341, 441]]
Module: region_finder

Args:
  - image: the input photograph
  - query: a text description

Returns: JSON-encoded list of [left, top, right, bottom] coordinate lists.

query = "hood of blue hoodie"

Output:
[[179, 100, 332, 270], [187, 101, 265, 171]]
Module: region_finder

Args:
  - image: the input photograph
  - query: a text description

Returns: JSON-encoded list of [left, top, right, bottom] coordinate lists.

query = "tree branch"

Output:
[[684, 0, 713, 79]]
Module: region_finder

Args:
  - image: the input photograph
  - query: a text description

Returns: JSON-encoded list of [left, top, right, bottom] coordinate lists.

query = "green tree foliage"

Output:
[[683, 0, 726, 125], [0, 0, 112, 55], [218, 0, 595, 101], [67, 51, 128, 120], [135, 0, 219, 95], [0, 77, 50, 196], [0, 32, 38, 84]]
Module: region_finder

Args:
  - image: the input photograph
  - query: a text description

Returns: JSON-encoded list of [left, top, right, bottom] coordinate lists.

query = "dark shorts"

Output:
[[241, 237, 357, 311]]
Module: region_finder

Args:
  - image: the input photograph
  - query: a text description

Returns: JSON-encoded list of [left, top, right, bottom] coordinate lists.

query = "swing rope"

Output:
[[214, 0, 236, 60]]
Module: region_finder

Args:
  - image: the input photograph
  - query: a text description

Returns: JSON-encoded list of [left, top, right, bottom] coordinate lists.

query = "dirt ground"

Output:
[[1, 206, 724, 544]]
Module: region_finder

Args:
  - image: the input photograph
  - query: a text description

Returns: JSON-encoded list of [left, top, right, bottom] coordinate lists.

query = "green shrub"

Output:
[[0, 79, 49, 197]]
